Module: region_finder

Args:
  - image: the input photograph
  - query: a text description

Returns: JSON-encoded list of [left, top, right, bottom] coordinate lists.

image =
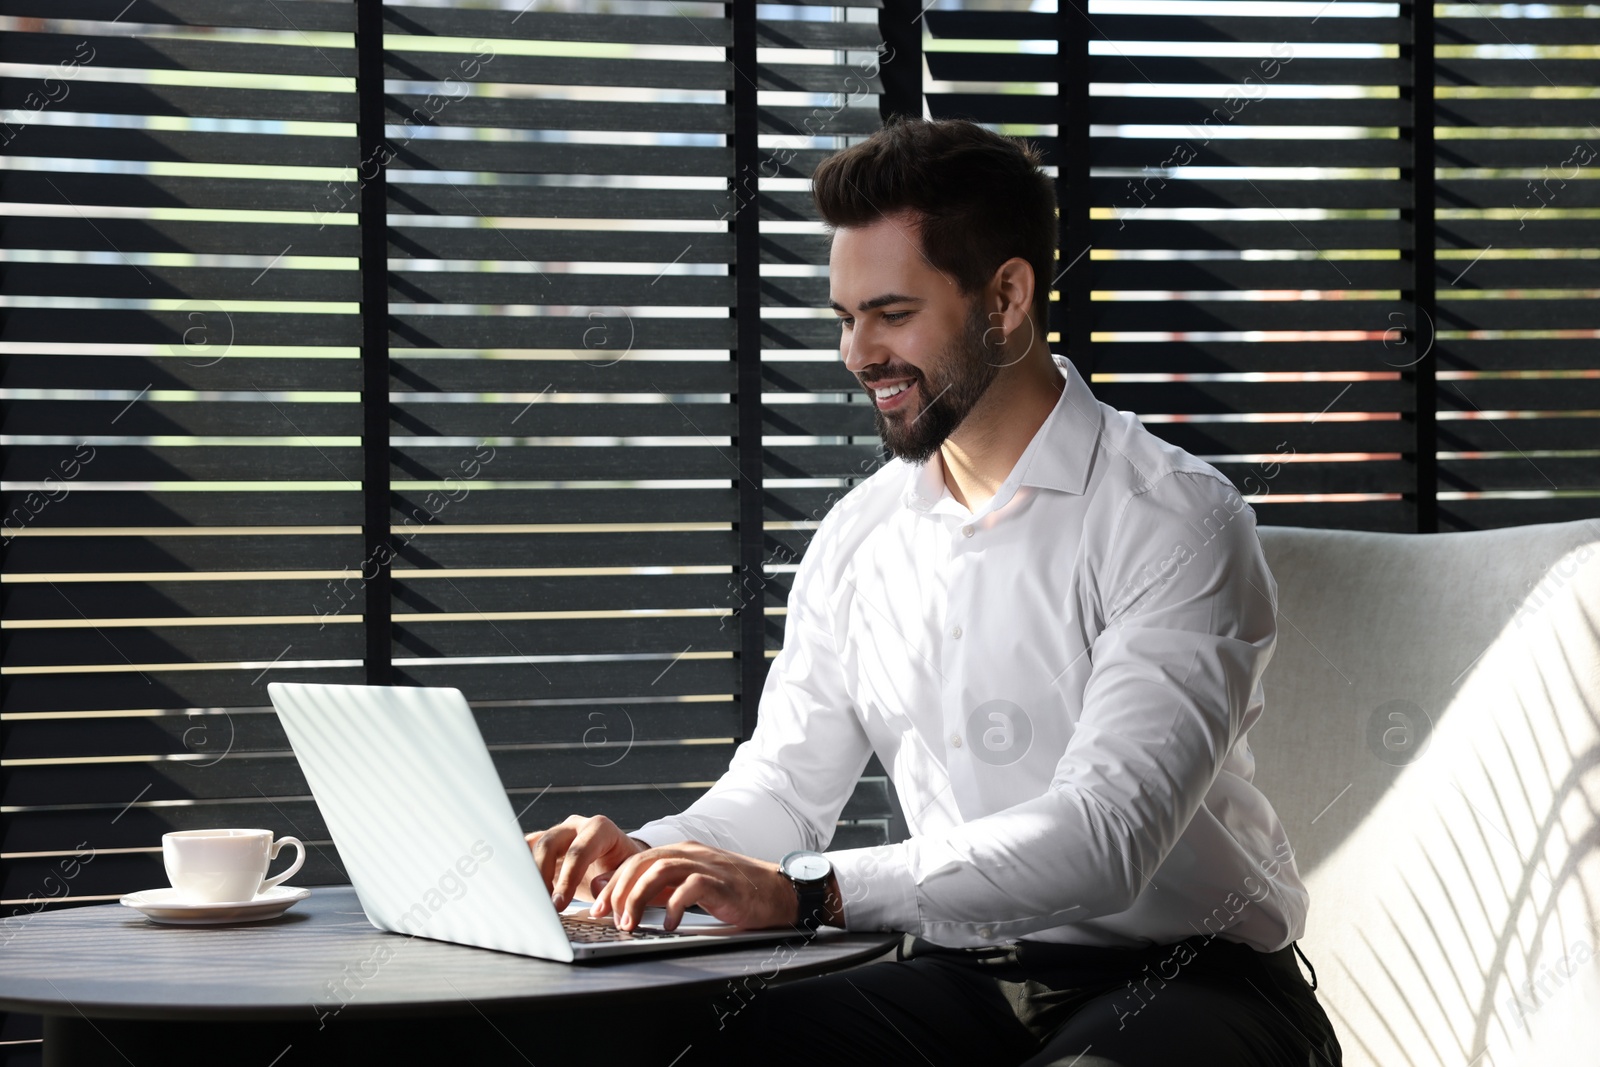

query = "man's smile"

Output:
[[872, 379, 917, 410]]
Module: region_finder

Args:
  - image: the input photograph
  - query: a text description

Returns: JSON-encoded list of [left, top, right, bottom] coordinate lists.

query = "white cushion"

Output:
[[1253, 518, 1600, 1066]]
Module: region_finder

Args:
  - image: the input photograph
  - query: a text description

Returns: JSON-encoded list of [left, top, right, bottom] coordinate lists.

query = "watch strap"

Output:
[[792, 875, 829, 931]]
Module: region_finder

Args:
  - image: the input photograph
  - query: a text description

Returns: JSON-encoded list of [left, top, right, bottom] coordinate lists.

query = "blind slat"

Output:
[[0, 0, 356, 32]]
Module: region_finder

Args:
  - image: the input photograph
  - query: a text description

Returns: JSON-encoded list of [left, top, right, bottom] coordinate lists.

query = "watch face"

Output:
[[784, 851, 831, 881]]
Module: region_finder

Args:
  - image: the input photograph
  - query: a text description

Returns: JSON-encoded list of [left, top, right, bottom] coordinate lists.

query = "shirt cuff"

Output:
[[625, 821, 688, 850], [827, 842, 919, 934]]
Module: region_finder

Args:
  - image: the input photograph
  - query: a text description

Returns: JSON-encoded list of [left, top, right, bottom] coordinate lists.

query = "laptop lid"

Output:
[[269, 682, 585, 962], [268, 682, 816, 962]]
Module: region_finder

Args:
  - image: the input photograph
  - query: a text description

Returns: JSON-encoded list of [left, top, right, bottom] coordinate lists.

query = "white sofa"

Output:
[[1251, 518, 1600, 1066]]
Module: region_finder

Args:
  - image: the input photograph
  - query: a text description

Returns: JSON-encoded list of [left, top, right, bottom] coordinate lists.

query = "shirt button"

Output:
[[950, 734, 962, 748], [950, 625, 962, 639], [978, 926, 993, 939], [961, 525, 974, 537]]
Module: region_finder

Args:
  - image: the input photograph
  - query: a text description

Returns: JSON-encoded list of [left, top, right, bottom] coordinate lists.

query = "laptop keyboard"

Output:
[[561, 913, 690, 943]]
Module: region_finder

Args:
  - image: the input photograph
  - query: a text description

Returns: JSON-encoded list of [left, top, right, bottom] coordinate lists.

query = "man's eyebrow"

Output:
[[827, 293, 925, 314]]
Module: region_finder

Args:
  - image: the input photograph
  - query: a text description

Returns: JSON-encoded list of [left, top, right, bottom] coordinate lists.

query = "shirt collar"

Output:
[[900, 354, 1100, 517]]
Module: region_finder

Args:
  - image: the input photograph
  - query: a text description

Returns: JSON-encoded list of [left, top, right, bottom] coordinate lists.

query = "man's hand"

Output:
[[591, 840, 840, 933], [525, 814, 656, 911]]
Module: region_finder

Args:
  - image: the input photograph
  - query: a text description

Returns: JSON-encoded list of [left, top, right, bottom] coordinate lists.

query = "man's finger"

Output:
[[531, 825, 572, 892], [615, 856, 683, 930], [663, 874, 712, 932], [591, 849, 647, 920], [588, 856, 625, 918], [552, 823, 598, 907]]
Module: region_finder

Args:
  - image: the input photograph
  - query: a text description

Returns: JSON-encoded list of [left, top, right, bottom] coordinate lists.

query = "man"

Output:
[[526, 117, 1342, 1065]]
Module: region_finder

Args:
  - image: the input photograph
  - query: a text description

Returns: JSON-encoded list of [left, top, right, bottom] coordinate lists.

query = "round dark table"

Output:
[[0, 885, 900, 1066]]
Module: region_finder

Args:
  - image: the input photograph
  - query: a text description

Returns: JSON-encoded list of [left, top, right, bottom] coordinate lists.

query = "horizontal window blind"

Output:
[[1, 0, 901, 1052], [1431, 4, 1600, 529], [371, 0, 897, 865], [1, 0, 898, 983], [2, 0, 367, 920], [919, 0, 1598, 532]]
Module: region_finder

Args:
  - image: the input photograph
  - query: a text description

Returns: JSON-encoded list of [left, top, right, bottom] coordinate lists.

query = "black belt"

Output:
[[901, 932, 1317, 990]]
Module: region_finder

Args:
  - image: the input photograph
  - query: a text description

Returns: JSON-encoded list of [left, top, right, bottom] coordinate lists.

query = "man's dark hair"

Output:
[[811, 115, 1058, 335]]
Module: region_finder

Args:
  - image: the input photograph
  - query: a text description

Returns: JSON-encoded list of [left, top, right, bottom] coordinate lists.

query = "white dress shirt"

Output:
[[630, 354, 1308, 952]]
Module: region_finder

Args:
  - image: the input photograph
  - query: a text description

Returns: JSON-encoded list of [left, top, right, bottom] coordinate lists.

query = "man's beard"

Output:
[[871, 300, 1002, 465]]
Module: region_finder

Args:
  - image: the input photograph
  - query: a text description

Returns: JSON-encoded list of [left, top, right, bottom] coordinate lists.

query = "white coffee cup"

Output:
[[162, 828, 306, 904]]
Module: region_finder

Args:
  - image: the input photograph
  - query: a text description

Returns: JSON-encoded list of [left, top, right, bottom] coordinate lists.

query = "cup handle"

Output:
[[262, 836, 306, 892]]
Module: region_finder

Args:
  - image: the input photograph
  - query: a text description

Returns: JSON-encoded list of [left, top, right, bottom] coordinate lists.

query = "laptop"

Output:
[[268, 681, 834, 961]]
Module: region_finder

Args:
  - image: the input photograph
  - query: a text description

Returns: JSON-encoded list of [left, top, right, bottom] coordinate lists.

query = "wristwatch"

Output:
[[778, 850, 833, 931]]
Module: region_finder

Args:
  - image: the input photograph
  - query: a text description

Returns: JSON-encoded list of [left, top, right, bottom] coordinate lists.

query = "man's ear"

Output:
[[982, 257, 1038, 367]]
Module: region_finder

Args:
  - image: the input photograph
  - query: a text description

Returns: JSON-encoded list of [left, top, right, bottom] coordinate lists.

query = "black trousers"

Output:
[[679, 933, 1344, 1067]]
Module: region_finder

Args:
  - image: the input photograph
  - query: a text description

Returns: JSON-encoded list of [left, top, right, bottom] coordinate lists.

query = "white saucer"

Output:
[[120, 885, 312, 925]]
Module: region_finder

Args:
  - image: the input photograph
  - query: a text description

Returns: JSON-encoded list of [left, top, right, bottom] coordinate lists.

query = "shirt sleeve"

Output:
[[826, 469, 1279, 946], [628, 515, 876, 864]]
